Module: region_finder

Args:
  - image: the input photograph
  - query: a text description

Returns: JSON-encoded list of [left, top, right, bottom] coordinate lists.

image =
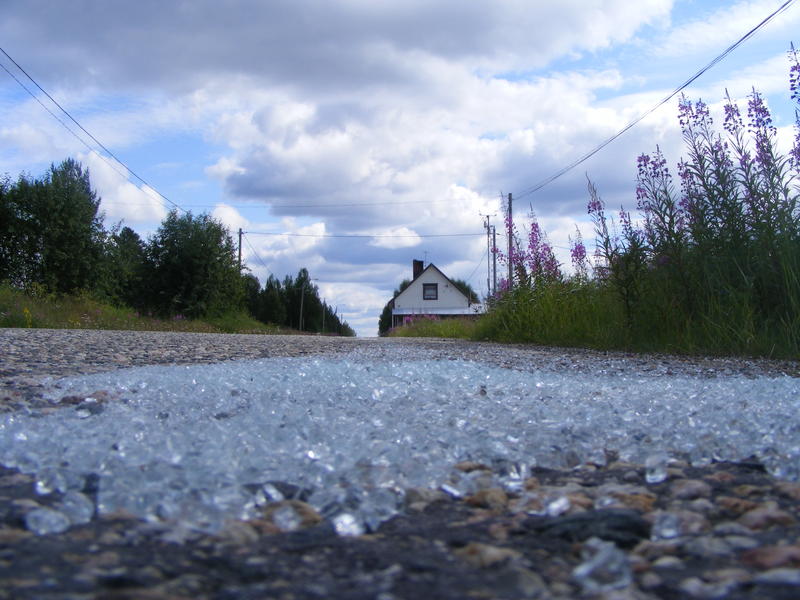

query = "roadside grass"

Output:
[[389, 317, 476, 339], [390, 65, 800, 361], [0, 284, 284, 334], [391, 279, 799, 359]]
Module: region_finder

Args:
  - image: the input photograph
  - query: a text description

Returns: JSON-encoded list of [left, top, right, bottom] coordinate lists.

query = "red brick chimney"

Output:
[[412, 259, 424, 279]]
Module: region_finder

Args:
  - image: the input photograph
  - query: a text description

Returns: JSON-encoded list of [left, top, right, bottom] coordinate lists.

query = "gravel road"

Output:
[[1, 328, 799, 599]]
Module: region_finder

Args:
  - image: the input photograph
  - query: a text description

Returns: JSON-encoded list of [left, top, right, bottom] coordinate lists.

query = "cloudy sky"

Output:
[[2, 0, 799, 336]]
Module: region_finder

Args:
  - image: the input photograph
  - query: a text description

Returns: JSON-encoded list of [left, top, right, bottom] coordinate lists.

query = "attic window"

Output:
[[423, 283, 438, 300]]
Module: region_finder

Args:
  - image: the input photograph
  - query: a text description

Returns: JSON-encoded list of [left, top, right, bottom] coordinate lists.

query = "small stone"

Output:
[[610, 492, 656, 513], [670, 479, 711, 500], [683, 536, 732, 558], [523, 477, 540, 490], [741, 545, 800, 569], [753, 568, 800, 585], [454, 461, 492, 473], [712, 521, 753, 536], [732, 484, 764, 497], [217, 520, 259, 545], [705, 568, 751, 584], [652, 556, 684, 569], [632, 540, 679, 560], [716, 496, 758, 516], [738, 504, 796, 530], [775, 481, 800, 501], [498, 567, 547, 598], [687, 498, 714, 515], [704, 470, 736, 484], [679, 576, 737, 599], [465, 488, 508, 511], [404, 487, 447, 508], [622, 470, 641, 483], [488, 522, 510, 541], [454, 542, 522, 568], [566, 492, 593, 512], [640, 571, 662, 589], [723, 535, 759, 551]]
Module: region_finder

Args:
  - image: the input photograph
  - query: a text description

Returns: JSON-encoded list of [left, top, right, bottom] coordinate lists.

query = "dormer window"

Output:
[[423, 283, 438, 300]]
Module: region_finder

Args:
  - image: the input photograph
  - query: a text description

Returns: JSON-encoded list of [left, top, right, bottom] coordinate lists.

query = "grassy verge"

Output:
[[0, 284, 284, 335], [389, 317, 477, 339], [391, 281, 799, 359]]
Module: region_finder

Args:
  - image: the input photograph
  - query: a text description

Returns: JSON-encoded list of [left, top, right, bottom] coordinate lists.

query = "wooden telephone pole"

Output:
[[238, 228, 243, 271], [506, 193, 513, 286]]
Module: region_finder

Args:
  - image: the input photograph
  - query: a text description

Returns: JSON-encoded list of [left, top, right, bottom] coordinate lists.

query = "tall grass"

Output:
[[397, 46, 800, 359], [0, 283, 283, 334]]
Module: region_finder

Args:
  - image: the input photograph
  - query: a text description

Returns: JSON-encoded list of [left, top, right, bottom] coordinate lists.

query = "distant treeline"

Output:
[[0, 158, 354, 335]]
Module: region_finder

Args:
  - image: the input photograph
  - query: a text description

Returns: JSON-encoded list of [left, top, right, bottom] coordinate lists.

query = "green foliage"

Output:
[[378, 279, 411, 336], [0, 159, 105, 294], [97, 225, 147, 307], [390, 316, 476, 339], [144, 210, 243, 319], [0, 283, 280, 334]]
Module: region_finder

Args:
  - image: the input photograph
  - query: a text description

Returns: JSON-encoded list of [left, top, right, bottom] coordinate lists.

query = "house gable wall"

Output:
[[393, 265, 469, 311]]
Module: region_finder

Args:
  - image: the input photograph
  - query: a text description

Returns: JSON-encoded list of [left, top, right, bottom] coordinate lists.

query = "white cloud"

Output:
[[368, 227, 421, 249], [80, 152, 169, 224], [655, 0, 800, 60], [7, 0, 798, 334]]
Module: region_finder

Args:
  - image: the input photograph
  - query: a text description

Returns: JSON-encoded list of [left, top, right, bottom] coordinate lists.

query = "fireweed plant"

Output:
[[478, 47, 800, 357]]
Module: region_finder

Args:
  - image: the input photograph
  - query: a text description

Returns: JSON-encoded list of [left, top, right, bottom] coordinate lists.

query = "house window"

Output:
[[423, 283, 438, 300]]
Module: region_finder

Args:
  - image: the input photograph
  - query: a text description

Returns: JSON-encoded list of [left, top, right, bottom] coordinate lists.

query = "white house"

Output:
[[390, 260, 483, 328]]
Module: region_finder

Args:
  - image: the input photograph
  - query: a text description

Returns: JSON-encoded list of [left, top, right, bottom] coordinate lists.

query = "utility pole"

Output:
[[491, 224, 497, 295], [238, 228, 243, 271], [482, 214, 494, 299], [506, 193, 513, 287]]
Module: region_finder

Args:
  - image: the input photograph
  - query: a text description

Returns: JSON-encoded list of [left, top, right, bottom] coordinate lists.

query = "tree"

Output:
[[98, 225, 146, 307], [241, 273, 261, 318], [378, 279, 411, 336], [0, 160, 105, 293], [144, 210, 242, 318], [258, 275, 288, 326]]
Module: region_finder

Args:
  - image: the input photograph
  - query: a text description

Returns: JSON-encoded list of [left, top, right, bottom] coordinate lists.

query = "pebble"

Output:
[[753, 567, 800, 585], [737, 503, 796, 530], [740, 545, 800, 569], [453, 542, 522, 568], [670, 479, 712, 500]]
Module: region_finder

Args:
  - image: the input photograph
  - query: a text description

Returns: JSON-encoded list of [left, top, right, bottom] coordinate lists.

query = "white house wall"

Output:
[[393, 267, 469, 312]]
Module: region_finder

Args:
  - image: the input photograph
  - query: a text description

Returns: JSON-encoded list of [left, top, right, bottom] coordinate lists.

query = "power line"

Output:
[[241, 233, 273, 275], [0, 61, 136, 186], [515, 0, 798, 200], [0, 46, 185, 213], [245, 231, 483, 238]]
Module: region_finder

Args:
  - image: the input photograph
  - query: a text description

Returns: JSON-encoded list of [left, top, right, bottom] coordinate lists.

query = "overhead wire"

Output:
[[244, 231, 483, 238], [242, 233, 273, 276], [0, 45, 185, 213], [515, 0, 798, 200], [0, 61, 136, 185]]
